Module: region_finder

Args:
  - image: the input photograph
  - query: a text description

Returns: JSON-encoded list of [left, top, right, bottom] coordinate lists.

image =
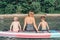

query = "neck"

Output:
[[42, 21, 45, 22], [15, 21, 17, 22]]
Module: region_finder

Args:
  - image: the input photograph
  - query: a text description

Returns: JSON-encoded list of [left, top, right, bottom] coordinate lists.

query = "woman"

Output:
[[23, 11, 39, 32]]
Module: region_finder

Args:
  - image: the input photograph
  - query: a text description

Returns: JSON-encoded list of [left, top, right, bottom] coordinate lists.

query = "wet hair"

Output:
[[40, 16, 46, 21], [29, 10, 33, 12], [28, 11, 34, 16], [41, 16, 45, 19]]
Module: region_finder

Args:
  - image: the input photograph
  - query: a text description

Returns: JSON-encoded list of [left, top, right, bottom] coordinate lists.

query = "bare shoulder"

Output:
[[17, 21, 20, 23], [32, 17, 35, 20], [45, 22, 48, 24], [32, 17, 35, 19], [25, 16, 28, 18], [11, 21, 14, 23], [25, 16, 28, 20], [11, 22, 14, 25], [40, 22, 42, 24]]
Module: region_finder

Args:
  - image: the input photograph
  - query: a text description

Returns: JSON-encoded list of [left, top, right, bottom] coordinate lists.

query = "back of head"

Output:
[[13, 16, 19, 21], [40, 16, 46, 21], [28, 11, 34, 17]]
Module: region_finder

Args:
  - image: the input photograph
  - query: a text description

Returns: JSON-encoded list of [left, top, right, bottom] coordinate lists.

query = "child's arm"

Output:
[[10, 22, 13, 31], [33, 18, 39, 32], [23, 18, 26, 31], [18, 22, 21, 31], [38, 22, 41, 29]]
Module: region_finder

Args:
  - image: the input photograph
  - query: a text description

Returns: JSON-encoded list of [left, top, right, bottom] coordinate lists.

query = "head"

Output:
[[40, 16, 46, 22], [13, 16, 18, 21], [28, 11, 34, 17]]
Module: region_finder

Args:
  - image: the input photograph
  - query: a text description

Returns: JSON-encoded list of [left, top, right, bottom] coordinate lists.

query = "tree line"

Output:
[[0, 0, 60, 14]]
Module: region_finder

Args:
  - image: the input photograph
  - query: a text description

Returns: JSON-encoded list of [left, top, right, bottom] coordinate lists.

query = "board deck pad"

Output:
[[0, 30, 60, 38]]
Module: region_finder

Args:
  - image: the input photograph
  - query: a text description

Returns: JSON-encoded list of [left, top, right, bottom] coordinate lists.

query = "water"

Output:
[[0, 37, 60, 40], [0, 16, 60, 31], [0, 16, 60, 40]]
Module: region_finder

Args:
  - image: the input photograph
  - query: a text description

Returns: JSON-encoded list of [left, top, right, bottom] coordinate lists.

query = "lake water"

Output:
[[0, 16, 60, 40]]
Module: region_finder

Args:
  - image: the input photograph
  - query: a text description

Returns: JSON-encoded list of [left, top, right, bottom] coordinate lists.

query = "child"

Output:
[[10, 17, 21, 32], [38, 16, 49, 32]]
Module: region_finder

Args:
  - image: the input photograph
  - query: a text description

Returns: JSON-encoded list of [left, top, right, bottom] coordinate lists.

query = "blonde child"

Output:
[[10, 17, 21, 32]]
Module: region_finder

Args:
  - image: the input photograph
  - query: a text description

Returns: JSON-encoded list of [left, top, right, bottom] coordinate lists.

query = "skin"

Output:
[[23, 12, 39, 32], [10, 17, 21, 32], [38, 19, 49, 31]]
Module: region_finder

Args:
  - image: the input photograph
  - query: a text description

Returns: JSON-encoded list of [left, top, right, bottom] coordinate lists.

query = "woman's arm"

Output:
[[47, 23, 49, 30], [33, 18, 39, 32], [38, 22, 41, 29], [23, 18, 26, 31]]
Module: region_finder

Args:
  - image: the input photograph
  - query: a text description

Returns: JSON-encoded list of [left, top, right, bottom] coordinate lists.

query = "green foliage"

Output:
[[5, 4, 16, 14], [20, 3, 31, 13], [0, 0, 60, 14], [31, 2, 40, 13], [0, 1, 7, 14], [0, 1, 7, 8]]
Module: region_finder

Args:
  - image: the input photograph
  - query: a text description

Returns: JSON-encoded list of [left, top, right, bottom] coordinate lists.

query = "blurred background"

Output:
[[0, 0, 60, 14]]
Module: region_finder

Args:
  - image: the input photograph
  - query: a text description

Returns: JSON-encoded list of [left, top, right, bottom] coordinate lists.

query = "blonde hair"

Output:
[[13, 16, 19, 21], [28, 11, 34, 17]]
